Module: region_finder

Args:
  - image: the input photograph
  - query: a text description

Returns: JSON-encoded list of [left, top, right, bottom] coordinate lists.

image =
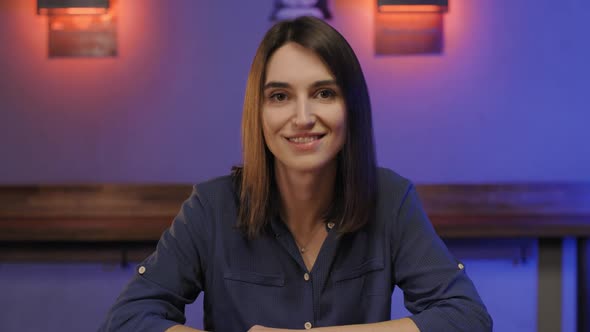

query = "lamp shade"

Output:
[[376, 0, 448, 54]]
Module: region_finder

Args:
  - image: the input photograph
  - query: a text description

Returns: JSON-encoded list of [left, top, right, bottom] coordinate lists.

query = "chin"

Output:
[[280, 157, 337, 174]]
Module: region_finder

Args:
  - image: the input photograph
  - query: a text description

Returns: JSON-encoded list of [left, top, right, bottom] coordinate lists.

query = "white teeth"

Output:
[[288, 136, 320, 143]]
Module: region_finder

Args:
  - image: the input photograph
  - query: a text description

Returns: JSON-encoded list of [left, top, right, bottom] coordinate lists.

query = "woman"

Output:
[[99, 16, 492, 332]]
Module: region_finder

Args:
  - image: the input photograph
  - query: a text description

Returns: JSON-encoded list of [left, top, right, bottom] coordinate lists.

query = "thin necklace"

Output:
[[294, 222, 325, 253]]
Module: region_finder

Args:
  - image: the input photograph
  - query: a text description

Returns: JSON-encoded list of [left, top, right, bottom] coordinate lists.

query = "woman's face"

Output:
[[261, 42, 346, 174]]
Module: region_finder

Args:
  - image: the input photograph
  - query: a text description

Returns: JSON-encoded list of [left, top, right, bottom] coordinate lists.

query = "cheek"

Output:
[[336, 122, 347, 148], [261, 118, 273, 146], [261, 111, 275, 137], [331, 109, 347, 139], [333, 113, 348, 149], [262, 108, 291, 134], [261, 110, 285, 149]]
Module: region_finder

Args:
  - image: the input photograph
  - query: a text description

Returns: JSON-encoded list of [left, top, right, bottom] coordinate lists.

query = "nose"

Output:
[[292, 98, 315, 129]]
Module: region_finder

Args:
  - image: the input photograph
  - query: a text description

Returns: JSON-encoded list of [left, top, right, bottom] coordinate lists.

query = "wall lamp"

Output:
[[375, 0, 449, 55], [37, 0, 117, 57]]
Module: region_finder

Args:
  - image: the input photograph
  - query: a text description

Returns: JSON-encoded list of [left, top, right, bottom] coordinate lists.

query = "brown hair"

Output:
[[235, 16, 377, 238]]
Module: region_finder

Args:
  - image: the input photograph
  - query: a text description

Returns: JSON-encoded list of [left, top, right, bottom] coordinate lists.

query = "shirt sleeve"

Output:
[[391, 184, 493, 332], [98, 187, 210, 332]]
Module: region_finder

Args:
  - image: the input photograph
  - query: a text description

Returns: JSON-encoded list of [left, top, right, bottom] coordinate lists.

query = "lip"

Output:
[[283, 133, 326, 152], [285, 133, 325, 139]]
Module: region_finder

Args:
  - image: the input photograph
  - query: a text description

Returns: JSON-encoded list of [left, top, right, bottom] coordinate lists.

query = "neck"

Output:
[[274, 161, 337, 234]]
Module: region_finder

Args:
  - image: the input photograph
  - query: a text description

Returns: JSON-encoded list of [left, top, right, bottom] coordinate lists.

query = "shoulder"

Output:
[[188, 174, 238, 210], [194, 174, 236, 197], [374, 167, 421, 227], [178, 174, 238, 237], [376, 167, 414, 203], [195, 173, 235, 195]]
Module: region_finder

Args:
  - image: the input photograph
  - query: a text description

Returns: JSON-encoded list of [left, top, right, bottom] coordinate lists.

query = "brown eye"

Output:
[[317, 89, 336, 99], [270, 92, 288, 102]]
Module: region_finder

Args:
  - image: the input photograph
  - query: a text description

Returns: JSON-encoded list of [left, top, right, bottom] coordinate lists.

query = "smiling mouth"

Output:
[[286, 134, 326, 143]]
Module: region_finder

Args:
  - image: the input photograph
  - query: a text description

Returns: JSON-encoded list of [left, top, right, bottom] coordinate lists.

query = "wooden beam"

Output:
[[0, 183, 589, 242], [416, 183, 590, 238], [0, 184, 191, 241]]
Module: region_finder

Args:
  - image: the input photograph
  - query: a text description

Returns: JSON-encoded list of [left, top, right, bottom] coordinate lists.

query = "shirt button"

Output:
[[138, 266, 146, 275], [327, 222, 335, 229], [304, 322, 312, 329], [458, 263, 465, 270], [304, 273, 310, 281]]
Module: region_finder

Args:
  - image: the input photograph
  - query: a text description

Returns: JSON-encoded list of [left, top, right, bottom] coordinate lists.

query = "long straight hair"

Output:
[[235, 16, 377, 238]]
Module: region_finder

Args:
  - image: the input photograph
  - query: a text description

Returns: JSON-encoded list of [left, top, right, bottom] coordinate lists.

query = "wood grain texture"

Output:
[[0, 185, 192, 241], [416, 183, 590, 237], [1, 183, 589, 242]]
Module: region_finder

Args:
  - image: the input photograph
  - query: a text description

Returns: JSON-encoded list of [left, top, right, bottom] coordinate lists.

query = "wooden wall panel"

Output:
[[0, 185, 192, 241], [417, 183, 590, 237], [0, 183, 589, 243]]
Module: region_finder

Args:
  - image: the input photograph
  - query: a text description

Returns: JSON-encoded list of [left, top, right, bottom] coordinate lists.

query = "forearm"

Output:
[[311, 318, 419, 332], [166, 325, 207, 332]]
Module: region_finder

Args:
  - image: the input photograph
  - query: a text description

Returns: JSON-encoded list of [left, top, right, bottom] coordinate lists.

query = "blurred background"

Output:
[[0, 0, 589, 331]]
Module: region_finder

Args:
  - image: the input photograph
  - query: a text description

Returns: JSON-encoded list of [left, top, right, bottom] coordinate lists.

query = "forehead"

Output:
[[265, 42, 334, 84]]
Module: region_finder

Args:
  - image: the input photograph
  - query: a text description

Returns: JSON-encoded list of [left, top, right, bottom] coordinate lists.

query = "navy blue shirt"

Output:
[[99, 168, 492, 332]]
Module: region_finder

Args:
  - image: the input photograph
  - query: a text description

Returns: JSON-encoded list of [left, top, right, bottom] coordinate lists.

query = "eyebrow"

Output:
[[263, 80, 338, 91]]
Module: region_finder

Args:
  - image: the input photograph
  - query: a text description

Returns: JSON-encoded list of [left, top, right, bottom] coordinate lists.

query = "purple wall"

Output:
[[1, 0, 588, 331], [1, 0, 588, 184]]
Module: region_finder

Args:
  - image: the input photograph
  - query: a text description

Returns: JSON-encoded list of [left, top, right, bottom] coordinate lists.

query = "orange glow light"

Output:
[[375, 10, 444, 54], [39, 8, 108, 16], [379, 5, 447, 13], [46, 0, 117, 57]]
